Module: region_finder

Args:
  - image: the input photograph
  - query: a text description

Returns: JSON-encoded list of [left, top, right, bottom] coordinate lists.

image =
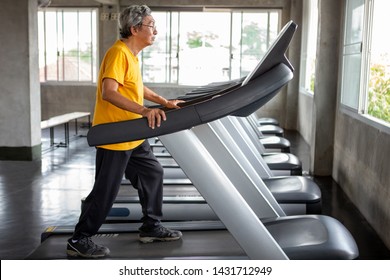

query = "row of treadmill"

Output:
[[27, 21, 359, 260]]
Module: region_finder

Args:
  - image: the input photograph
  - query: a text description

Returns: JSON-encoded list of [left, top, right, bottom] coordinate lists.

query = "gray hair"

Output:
[[119, 5, 152, 38]]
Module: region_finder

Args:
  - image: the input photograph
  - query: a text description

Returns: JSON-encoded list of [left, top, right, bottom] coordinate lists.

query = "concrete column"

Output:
[[0, 0, 41, 160], [310, 0, 342, 175], [99, 4, 120, 64], [284, 0, 303, 130]]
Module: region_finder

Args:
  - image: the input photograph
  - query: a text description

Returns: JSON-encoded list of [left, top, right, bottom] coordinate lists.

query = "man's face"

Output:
[[138, 15, 157, 46]]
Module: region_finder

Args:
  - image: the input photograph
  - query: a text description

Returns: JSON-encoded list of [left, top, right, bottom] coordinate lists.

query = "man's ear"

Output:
[[130, 26, 138, 36]]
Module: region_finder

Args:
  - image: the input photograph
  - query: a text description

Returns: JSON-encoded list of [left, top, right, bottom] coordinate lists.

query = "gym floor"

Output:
[[0, 124, 389, 260]]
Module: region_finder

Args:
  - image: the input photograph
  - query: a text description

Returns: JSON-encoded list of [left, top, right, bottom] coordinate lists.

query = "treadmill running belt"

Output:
[[26, 230, 246, 260]]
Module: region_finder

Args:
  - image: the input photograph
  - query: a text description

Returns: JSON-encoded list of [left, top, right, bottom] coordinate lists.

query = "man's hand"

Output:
[[141, 107, 166, 129], [165, 99, 185, 109]]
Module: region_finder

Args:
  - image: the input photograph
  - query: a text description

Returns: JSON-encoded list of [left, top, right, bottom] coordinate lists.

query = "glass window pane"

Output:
[[78, 11, 93, 81], [231, 11, 280, 80], [63, 11, 78, 81], [91, 10, 97, 83], [367, 0, 390, 123], [231, 12, 243, 80], [170, 12, 179, 84], [344, 0, 364, 45], [300, 0, 318, 94], [44, 11, 59, 81], [341, 53, 361, 108], [142, 12, 170, 83], [57, 11, 64, 81], [178, 12, 231, 85], [341, 0, 364, 109], [269, 12, 279, 42]]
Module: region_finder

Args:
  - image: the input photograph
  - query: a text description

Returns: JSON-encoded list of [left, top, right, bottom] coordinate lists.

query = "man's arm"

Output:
[[143, 85, 169, 106], [102, 78, 165, 129], [144, 86, 184, 109], [102, 78, 145, 114]]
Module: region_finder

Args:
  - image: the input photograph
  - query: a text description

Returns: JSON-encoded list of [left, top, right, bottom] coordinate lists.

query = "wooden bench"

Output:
[[41, 112, 91, 147]]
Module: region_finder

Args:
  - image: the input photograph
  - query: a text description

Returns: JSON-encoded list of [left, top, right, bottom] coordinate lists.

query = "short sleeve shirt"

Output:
[[93, 40, 144, 151]]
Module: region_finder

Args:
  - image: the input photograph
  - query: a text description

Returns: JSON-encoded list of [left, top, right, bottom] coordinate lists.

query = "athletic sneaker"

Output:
[[139, 225, 183, 243], [66, 237, 110, 258]]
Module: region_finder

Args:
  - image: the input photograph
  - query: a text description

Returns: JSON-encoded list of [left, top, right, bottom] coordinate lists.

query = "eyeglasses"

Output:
[[141, 24, 157, 31]]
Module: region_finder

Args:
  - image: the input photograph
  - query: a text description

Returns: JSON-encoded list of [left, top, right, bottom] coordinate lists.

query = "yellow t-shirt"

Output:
[[93, 40, 145, 151]]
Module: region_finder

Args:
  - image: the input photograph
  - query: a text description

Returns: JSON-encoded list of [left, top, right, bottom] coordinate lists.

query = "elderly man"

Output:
[[67, 5, 183, 259]]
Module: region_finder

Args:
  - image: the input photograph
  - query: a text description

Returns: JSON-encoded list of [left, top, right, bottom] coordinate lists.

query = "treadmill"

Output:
[[107, 114, 321, 222], [111, 115, 320, 220], [113, 113, 318, 221], [27, 21, 358, 260]]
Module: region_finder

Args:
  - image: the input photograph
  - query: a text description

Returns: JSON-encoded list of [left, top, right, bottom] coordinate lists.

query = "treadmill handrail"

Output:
[[87, 64, 293, 146]]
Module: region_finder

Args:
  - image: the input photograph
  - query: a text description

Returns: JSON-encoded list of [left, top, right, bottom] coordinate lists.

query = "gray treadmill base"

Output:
[[26, 230, 247, 260], [28, 215, 358, 260]]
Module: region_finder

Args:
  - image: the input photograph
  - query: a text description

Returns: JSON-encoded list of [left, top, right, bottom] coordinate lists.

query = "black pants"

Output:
[[72, 141, 164, 239]]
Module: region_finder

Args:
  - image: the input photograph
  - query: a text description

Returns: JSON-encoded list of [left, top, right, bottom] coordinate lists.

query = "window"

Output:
[[299, 0, 318, 94], [341, 0, 390, 125], [366, 0, 390, 123], [140, 9, 280, 86], [38, 8, 97, 83]]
